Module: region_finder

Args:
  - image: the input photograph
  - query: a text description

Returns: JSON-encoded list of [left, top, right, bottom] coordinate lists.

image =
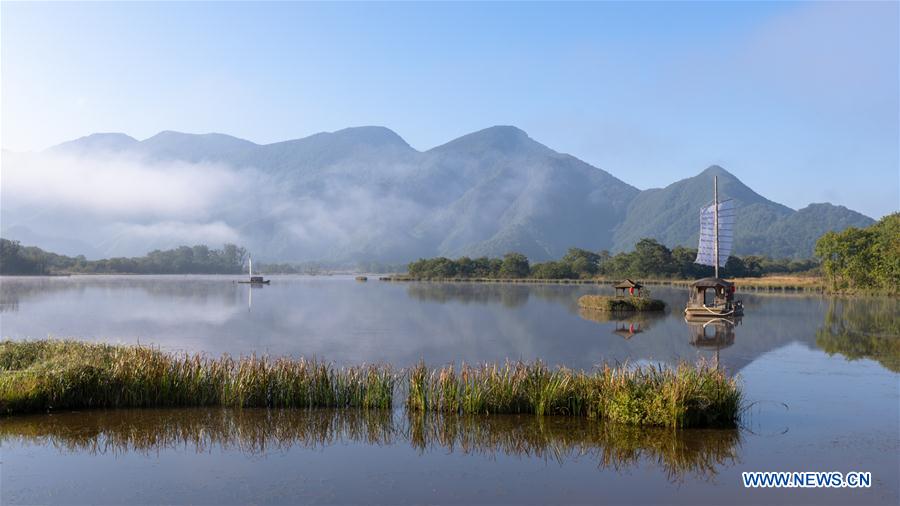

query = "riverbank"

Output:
[[380, 274, 827, 292], [0, 340, 740, 428]]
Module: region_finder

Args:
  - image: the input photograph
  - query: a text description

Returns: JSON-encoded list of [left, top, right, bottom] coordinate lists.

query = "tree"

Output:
[[499, 252, 530, 278], [815, 213, 899, 293], [631, 239, 674, 277], [530, 261, 576, 279], [562, 248, 601, 277]]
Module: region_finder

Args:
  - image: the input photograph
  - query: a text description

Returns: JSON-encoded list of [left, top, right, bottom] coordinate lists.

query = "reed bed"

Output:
[[406, 361, 739, 428], [578, 294, 666, 312], [2, 340, 741, 428], [0, 340, 395, 414]]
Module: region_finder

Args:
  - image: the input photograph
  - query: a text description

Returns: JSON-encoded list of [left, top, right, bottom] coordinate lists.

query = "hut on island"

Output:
[[614, 279, 643, 298]]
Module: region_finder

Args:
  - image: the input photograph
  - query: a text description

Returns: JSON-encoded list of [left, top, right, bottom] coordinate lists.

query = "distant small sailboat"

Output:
[[684, 176, 743, 319], [238, 256, 270, 285]]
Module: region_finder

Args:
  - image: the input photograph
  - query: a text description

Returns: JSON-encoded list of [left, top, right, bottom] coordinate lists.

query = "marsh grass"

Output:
[[578, 295, 666, 312], [406, 361, 740, 428], [0, 340, 395, 414], [2, 340, 740, 428]]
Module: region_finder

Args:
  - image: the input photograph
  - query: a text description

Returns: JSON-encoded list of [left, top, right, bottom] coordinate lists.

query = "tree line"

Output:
[[407, 239, 818, 280], [0, 239, 247, 275], [814, 213, 898, 294]]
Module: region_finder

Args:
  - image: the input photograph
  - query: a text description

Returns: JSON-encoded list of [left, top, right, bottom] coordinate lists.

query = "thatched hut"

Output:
[[614, 279, 643, 298]]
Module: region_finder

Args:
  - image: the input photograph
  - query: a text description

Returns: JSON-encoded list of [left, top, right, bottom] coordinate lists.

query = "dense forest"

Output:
[[814, 213, 899, 294], [407, 239, 818, 280], [0, 239, 247, 275]]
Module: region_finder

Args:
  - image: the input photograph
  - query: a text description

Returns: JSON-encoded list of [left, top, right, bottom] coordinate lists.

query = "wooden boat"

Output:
[[685, 176, 742, 319], [237, 256, 270, 284], [685, 277, 743, 318]]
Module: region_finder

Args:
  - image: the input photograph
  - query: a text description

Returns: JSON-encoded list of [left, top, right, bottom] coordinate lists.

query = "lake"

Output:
[[1, 275, 898, 505]]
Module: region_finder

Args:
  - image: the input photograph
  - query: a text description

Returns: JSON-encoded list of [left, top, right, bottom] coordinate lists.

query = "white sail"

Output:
[[694, 199, 734, 268]]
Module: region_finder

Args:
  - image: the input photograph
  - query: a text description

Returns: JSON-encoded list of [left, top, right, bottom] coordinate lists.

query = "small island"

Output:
[[578, 280, 666, 312]]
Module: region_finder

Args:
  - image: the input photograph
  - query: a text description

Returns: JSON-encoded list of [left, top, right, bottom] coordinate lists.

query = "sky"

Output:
[[2, 1, 898, 219]]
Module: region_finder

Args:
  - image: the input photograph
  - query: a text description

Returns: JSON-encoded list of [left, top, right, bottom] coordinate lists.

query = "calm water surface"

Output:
[[1, 275, 898, 505]]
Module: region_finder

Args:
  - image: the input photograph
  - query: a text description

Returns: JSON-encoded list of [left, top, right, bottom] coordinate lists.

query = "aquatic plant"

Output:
[[0, 340, 395, 414], [1, 340, 740, 428], [578, 294, 666, 312], [406, 360, 740, 428]]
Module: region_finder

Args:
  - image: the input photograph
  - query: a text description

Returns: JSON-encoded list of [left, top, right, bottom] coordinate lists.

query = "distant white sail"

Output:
[[695, 199, 734, 268]]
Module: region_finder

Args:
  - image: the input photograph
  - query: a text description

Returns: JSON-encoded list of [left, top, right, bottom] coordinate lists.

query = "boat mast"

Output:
[[713, 176, 719, 279], [249, 256, 253, 277]]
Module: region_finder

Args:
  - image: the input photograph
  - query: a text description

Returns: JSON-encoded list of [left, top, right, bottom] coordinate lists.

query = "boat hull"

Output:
[[684, 305, 742, 319]]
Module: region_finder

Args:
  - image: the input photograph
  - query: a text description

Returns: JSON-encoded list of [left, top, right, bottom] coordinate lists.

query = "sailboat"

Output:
[[238, 256, 270, 285], [684, 176, 743, 319]]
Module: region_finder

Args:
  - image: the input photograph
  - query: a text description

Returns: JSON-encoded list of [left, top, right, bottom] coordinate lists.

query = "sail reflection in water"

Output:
[[2, 408, 740, 481]]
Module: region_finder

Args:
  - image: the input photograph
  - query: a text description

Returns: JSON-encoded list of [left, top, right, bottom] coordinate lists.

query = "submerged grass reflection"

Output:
[[1, 408, 740, 481]]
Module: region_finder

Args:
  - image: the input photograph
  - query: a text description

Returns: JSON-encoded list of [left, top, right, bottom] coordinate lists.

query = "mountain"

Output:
[[746, 203, 876, 258], [414, 126, 639, 259], [135, 131, 258, 163], [610, 166, 874, 257], [49, 132, 138, 155], [4, 127, 874, 263]]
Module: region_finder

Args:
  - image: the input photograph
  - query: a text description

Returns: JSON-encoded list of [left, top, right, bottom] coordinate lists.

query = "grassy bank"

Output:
[[380, 274, 828, 291], [381, 275, 606, 284], [0, 340, 395, 413], [407, 361, 739, 428], [577, 294, 666, 312], [1, 340, 741, 428]]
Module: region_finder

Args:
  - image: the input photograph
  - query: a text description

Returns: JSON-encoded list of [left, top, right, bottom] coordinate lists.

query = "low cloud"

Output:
[[2, 151, 242, 219], [1, 148, 429, 261], [111, 221, 240, 244]]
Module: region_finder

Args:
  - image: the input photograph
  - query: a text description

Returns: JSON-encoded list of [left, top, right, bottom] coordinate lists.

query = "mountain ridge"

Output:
[[6, 126, 874, 262]]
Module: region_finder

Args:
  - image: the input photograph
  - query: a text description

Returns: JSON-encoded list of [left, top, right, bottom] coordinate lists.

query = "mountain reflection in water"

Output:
[[2, 408, 740, 482]]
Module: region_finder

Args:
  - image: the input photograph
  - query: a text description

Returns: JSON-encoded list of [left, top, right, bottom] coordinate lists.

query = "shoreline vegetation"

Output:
[[3, 213, 893, 294], [380, 274, 828, 292], [577, 295, 666, 312], [397, 214, 899, 295], [0, 340, 740, 428]]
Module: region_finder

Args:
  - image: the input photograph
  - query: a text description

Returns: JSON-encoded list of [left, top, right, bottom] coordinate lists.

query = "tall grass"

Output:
[[578, 295, 666, 312], [0, 340, 395, 414], [406, 361, 740, 428], [1, 340, 741, 428]]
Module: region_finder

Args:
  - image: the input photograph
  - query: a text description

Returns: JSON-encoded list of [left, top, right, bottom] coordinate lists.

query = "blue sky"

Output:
[[2, 1, 897, 218]]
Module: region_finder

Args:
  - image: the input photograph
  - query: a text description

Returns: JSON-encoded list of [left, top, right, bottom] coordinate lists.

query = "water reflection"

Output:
[[405, 282, 583, 309], [577, 308, 665, 339], [1, 276, 898, 377], [1, 408, 740, 481], [686, 318, 740, 369], [407, 412, 740, 482], [687, 318, 738, 350], [0, 276, 243, 316], [816, 298, 900, 372]]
